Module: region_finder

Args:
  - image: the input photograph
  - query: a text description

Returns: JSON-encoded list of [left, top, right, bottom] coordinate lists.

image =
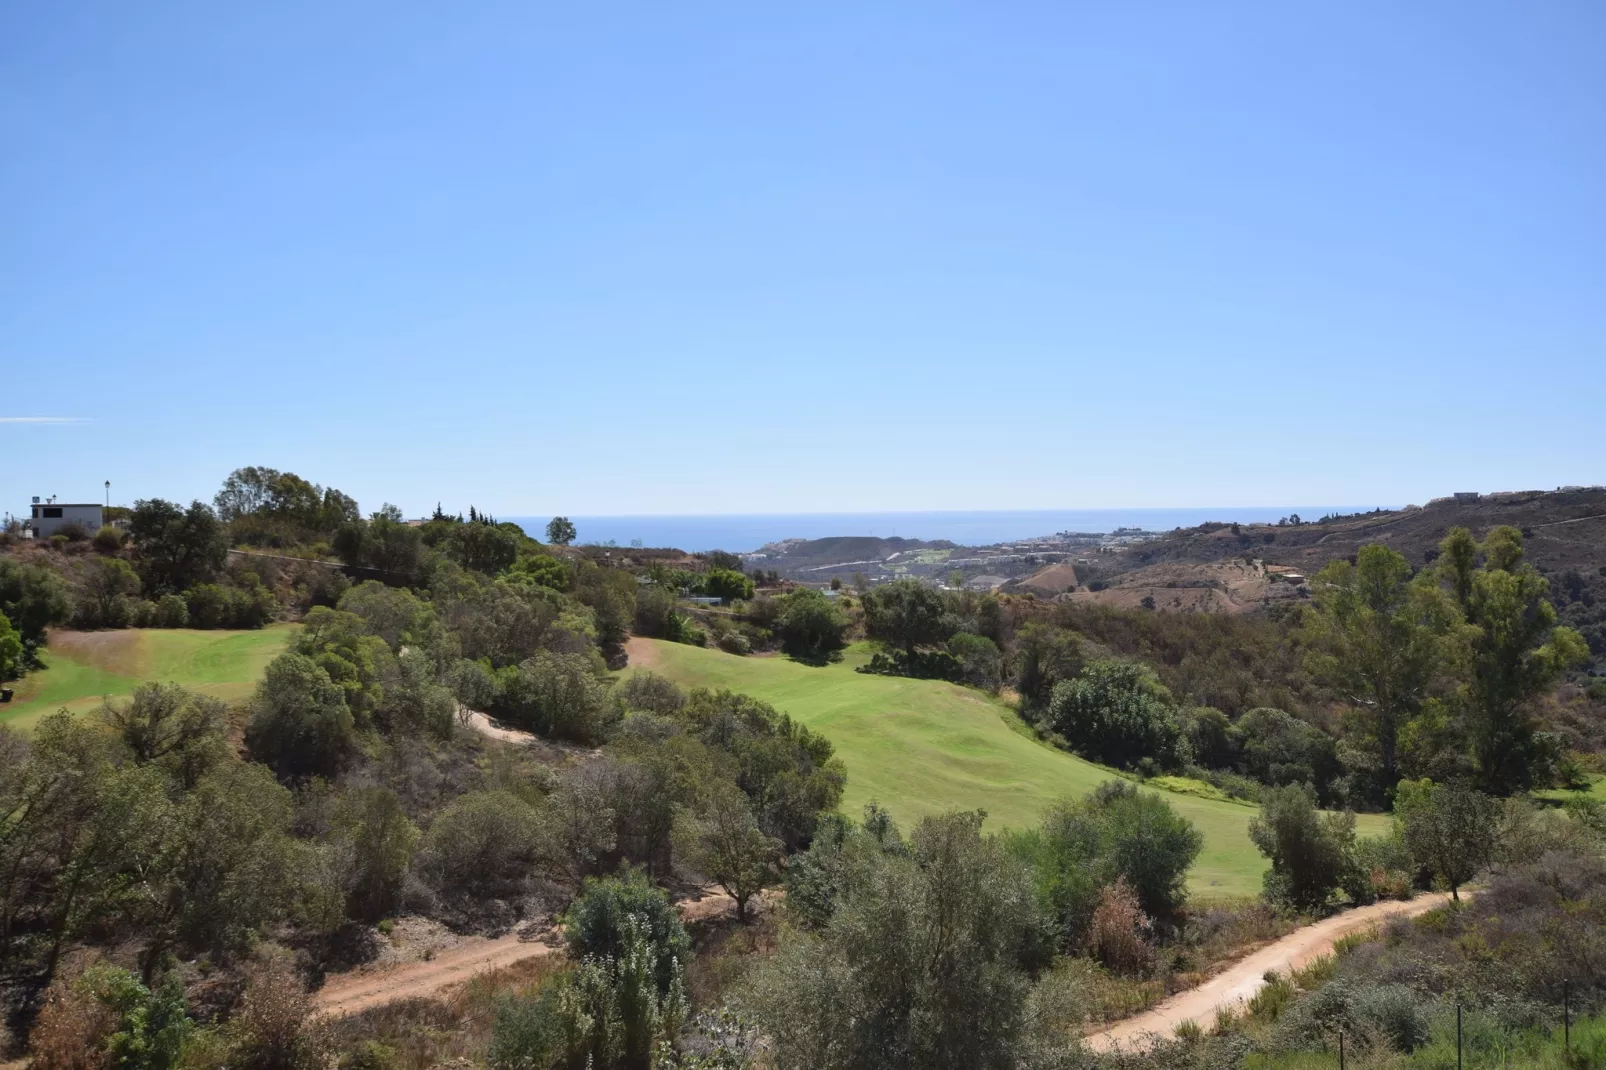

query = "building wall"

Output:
[[30, 503, 104, 538]]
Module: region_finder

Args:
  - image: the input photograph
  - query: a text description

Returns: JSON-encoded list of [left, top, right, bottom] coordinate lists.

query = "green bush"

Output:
[[563, 870, 690, 996], [153, 593, 190, 628], [416, 790, 542, 898], [716, 631, 751, 655], [775, 588, 848, 661], [1249, 784, 1356, 911], [1047, 660, 1188, 772]]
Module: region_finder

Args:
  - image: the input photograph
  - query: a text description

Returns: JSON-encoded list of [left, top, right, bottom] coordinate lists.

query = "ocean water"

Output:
[[503, 507, 1385, 554]]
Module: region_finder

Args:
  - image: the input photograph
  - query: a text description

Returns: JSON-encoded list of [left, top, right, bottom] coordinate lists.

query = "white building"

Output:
[[28, 498, 103, 538]]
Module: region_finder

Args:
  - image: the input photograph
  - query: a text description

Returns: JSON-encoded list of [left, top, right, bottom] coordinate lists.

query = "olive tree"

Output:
[[1248, 784, 1356, 910], [1395, 779, 1497, 901], [673, 781, 780, 922], [746, 811, 1042, 1070]]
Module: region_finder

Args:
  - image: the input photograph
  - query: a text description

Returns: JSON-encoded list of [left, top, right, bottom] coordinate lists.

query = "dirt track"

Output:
[[315, 930, 558, 1017], [1084, 893, 1453, 1051], [313, 890, 741, 1017]]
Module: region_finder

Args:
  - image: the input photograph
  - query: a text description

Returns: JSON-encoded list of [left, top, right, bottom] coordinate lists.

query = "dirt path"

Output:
[[1084, 893, 1454, 1052], [461, 708, 534, 743], [315, 930, 559, 1017], [314, 890, 742, 1018], [623, 635, 660, 669]]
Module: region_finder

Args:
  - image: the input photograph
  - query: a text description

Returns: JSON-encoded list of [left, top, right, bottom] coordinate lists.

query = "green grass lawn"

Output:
[[1534, 774, 1606, 804], [2, 625, 298, 731], [627, 638, 1389, 897]]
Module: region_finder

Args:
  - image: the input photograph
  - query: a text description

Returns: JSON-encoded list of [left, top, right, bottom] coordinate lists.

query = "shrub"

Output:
[[750, 811, 1040, 1070], [1247, 970, 1296, 1023], [487, 650, 613, 743], [30, 965, 191, 1070], [92, 525, 125, 554], [416, 790, 541, 898], [223, 958, 328, 1070], [1088, 877, 1155, 976], [563, 869, 690, 996], [151, 593, 190, 628], [948, 632, 1003, 690], [717, 631, 751, 655], [617, 672, 685, 716], [1347, 832, 1416, 903], [1272, 977, 1431, 1054], [494, 915, 686, 1070], [1012, 781, 1202, 954], [1249, 784, 1356, 910]]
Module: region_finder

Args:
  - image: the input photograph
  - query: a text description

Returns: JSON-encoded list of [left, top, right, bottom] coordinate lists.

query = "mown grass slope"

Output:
[[627, 638, 1389, 897], [3, 625, 298, 731]]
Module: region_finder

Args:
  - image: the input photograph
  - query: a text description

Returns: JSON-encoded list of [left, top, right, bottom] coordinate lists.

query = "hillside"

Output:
[[1110, 487, 1606, 578], [624, 637, 1389, 897], [749, 535, 956, 574]]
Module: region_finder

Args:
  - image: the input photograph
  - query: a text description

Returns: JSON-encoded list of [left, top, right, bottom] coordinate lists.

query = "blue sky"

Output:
[[4, 2, 1602, 520]]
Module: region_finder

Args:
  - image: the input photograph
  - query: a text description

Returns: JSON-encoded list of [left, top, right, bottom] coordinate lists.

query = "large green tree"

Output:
[[0, 557, 73, 659], [1047, 660, 1187, 771], [546, 516, 577, 546], [775, 588, 849, 661], [1395, 779, 1496, 902], [860, 579, 955, 661], [1307, 544, 1456, 796], [245, 652, 356, 778], [1437, 527, 1588, 793], [127, 499, 229, 594]]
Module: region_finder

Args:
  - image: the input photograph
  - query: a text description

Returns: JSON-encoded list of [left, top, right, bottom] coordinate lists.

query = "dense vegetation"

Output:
[[2, 469, 1601, 1069]]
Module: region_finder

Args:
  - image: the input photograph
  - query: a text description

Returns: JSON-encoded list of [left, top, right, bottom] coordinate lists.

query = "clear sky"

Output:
[[4, 2, 1602, 520]]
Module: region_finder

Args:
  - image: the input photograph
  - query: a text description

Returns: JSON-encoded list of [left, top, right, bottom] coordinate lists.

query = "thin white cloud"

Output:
[[0, 417, 88, 423]]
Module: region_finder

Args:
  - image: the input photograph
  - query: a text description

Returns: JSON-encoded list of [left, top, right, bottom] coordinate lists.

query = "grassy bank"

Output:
[[2, 625, 298, 730], [625, 638, 1389, 897]]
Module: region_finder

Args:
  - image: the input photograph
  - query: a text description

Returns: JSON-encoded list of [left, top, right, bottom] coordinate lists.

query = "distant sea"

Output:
[[503, 507, 1386, 554]]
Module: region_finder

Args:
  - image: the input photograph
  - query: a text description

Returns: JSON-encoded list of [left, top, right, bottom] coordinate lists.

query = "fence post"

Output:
[[1339, 1030, 1345, 1070], [1565, 980, 1571, 1053], [1457, 1003, 1463, 1070]]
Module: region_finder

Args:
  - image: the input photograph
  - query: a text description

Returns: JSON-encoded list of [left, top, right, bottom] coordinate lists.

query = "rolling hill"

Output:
[[624, 637, 1389, 897]]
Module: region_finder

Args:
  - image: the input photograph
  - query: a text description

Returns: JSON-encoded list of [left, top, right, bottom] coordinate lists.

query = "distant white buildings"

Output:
[[24, 497, 103, 538]]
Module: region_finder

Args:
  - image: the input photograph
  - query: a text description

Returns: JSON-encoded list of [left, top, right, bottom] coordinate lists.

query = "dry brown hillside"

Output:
[[1110, 487, 1606, 579]]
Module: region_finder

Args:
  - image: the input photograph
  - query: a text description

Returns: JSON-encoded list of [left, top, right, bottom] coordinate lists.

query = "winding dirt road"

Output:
[[1084, 893, 1453, 1052], [313, 890, 742, 1018]]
